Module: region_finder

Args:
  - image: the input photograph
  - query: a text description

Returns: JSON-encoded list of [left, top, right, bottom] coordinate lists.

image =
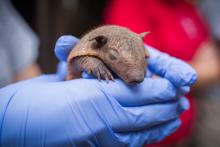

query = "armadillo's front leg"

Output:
[[67, 56, 114, 81]]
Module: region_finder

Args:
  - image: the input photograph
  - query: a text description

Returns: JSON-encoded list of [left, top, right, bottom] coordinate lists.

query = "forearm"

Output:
[[191, 60, 220, 89], [14, 63, 41, 82], [190, 41, 220, 89]]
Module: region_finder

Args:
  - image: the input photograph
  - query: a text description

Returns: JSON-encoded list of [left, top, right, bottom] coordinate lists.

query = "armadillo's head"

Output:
[[87, 27, 150, 84]]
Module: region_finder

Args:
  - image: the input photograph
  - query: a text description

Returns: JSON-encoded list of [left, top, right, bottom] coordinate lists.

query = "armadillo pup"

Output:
[[66, 25, 149, 84]]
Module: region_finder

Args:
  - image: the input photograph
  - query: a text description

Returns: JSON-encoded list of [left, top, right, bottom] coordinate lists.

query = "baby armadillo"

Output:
[[66, 25, 149, 84]]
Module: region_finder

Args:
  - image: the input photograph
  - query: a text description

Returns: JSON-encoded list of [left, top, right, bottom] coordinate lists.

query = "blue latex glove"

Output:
[[0, 36, 196, 147]]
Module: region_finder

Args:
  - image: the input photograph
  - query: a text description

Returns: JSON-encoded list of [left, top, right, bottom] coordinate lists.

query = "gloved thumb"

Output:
[[55, 35, 79, 61]]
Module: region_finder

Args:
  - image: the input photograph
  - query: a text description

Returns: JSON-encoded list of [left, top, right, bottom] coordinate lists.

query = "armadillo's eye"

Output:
[[109, 54, 117, 60], [108, 49, 119, 61]]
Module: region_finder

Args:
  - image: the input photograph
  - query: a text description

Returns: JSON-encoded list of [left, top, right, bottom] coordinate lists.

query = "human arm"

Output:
[[14, 63, 41, 82], [190, 41, 220, 89]]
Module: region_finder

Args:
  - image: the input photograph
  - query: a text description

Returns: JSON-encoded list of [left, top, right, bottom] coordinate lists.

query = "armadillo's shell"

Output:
[[67, 25, 140, 63], [68, 47, 97, 63], [67, 38, 102, 63], [67, 24, 149, 75]]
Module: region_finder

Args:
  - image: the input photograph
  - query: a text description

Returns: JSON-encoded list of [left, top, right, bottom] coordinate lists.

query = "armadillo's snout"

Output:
[[126, 72, 145, 85]]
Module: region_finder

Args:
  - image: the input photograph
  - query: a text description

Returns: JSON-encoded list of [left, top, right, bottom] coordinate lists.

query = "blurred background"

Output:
[[11, 0, 108, 73], [1, 0, 220, 147]]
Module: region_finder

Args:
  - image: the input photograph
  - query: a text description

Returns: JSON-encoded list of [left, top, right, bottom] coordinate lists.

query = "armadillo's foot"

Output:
[[82, 57, 114, 82], [73, 56, 114, 83], [87, 64, 114, 82]]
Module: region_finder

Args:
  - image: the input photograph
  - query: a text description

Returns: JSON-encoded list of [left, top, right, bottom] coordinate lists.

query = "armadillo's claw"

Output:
[[106, 70, 114, 81], [96, 71, 101, 81], [104, 74, 109, 83], [79, 56, 114, 82], [102, 68, 114, 83], [110, 75, 114, 81], [99, 68, 106, 80]]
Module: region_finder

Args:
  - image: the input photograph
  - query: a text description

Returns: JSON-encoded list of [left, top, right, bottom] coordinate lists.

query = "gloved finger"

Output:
[[55, 35, 79, 61], [114, 118, 181, 146], [109, 97, 188, 132], [145, 45, 197, 87], [56, 61, 68, 80], [82, 71, 120, 79], [97, 77, 190, 106], [145, 69, 153, 78], [28, 75, 60, 83], [82, 71, 96, 79], [177, 86, 190, 97], [0, 74, 60, 124], [0, 84, 21, 121], [62, 79, 188, 133]]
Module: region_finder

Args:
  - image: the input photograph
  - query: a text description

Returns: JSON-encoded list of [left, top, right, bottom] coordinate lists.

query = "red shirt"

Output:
[[104, 0, 209, 145]]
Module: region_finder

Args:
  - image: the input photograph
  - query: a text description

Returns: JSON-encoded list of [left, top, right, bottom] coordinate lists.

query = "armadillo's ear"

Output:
[[140, 32, 150, 40], [89, 35, 108, 48]]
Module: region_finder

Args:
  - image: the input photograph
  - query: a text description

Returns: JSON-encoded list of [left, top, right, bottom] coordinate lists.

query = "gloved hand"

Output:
[[0, 36, 196, 147]]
